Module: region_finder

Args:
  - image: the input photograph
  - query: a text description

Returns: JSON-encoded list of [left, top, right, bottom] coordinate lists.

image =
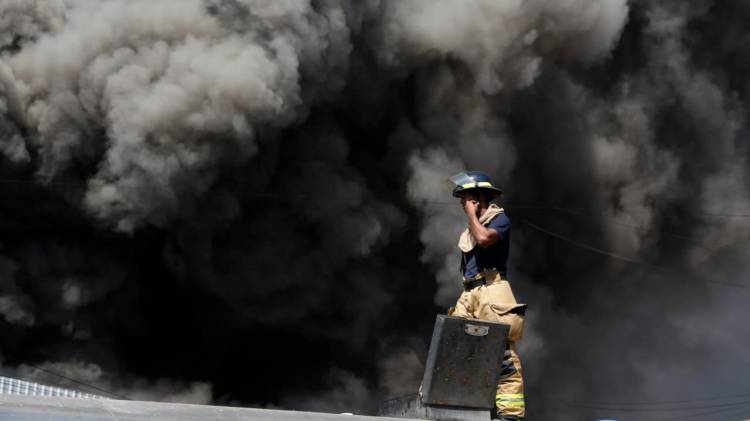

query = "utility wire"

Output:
[[716, 406, 750, 421], [567, 399, 750, 412], [524, 220, 750, 289], [653, 401, 750, 421], [564, 395, 750, 420], [568, 391, 750, 406], [561, 391, 750, 420], [27, 364, 130, 400], [520, 206, 713, 245], [0, 179, 83, 187], [430, 201, 750, 218], [3, 177, 750, 218], [550, 400, 750, 421]]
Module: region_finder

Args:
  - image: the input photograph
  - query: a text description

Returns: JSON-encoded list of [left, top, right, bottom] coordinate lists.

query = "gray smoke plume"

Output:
[[0, 253, 33, 326], [1, 0, 750, 419], [5, 0, 351, 231]]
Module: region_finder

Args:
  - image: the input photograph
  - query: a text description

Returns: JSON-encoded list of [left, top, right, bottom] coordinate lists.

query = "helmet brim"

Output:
[[452, 186, 503, 198]]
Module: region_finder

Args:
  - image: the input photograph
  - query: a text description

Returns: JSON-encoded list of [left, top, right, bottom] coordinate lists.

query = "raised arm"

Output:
[[463, 200, 499, 248]]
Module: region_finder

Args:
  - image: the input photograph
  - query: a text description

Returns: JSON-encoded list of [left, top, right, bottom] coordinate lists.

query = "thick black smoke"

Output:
[[1, 1, 750, 419]]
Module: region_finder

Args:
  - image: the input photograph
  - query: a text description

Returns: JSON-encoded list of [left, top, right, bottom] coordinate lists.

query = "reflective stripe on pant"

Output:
[[496, 344, 524, 418]]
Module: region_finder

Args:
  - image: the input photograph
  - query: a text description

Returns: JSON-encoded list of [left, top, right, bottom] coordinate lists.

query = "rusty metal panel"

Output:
[[420, 315, 509, 409]]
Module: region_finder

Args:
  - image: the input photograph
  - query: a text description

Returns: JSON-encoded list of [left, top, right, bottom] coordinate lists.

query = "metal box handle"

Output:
[[464, 324, 489, 336]]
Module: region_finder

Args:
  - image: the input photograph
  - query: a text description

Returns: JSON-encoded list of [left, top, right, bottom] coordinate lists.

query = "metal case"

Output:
[[420, 315, 509, 409]]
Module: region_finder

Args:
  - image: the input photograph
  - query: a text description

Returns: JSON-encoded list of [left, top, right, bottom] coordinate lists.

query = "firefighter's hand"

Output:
[[463, 199, 479, 216]]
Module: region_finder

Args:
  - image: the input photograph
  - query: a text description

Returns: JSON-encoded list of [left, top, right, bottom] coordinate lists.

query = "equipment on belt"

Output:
[[449, 171, 503, 198], [462, 269, 507, 291], [463, 277, 486, 291]]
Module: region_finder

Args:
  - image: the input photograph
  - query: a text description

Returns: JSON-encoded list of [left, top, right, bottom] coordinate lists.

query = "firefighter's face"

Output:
[[460, 191, 484, 215], [460, 190, 480, 205]]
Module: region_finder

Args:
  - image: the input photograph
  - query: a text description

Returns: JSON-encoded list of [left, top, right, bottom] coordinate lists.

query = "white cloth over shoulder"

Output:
[[457, 204, 504, 252]]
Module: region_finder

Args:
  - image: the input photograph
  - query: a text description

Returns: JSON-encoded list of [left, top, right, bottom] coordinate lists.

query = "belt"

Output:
[[462, 269, 507, 291], [462, 277, 485, 291]]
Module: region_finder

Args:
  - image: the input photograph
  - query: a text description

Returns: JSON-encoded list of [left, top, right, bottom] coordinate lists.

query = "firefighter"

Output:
[[448, 171, 526, 421]]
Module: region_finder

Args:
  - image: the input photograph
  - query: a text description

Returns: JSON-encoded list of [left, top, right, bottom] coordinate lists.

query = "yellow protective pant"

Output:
[[448, 271, 525, 419]]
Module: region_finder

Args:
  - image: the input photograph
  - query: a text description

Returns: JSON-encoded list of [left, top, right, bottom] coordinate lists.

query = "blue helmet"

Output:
[[449, 171, 503, 198]]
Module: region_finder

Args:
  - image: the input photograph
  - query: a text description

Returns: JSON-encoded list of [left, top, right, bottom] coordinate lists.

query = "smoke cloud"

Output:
[[0, 0, 749, 419]]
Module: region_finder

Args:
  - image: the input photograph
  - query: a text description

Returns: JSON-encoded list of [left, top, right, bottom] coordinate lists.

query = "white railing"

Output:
[[0, 376, 106, 400]]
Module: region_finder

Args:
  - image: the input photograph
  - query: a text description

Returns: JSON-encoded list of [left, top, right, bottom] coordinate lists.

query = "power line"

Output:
[[567, 399, 750, 412], [568, 391, 750, 406], [653, 401, 750, 421], [425, 201, 750, 218], [3, 177, 750, 219], [715, 405, 750, 421], [564, 394, 750, 420], [520, 206, 713, 245], [26, 364, 130, 400], [524, 220, 750, 289], [0, 179, 82, 187]]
